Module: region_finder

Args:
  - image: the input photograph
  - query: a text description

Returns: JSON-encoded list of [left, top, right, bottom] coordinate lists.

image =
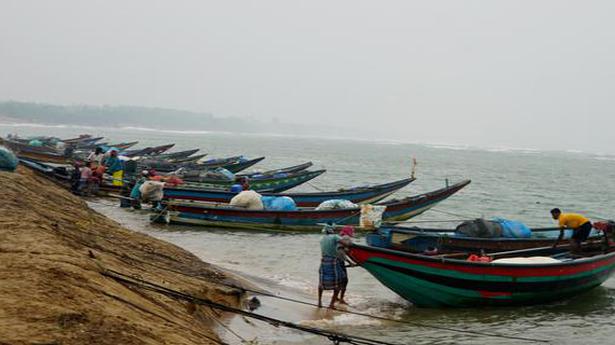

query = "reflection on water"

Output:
[[4, 124, 615, 345]]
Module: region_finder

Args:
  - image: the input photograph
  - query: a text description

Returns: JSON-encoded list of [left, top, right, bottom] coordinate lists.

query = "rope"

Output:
[[209, 307, 250, 344], [102, 269, 404, 345], [106, 253, 550, 344], [220, 284, 550, 343]]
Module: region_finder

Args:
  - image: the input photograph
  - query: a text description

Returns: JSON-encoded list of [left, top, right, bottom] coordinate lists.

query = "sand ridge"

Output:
[[0, 166, 246, 345]]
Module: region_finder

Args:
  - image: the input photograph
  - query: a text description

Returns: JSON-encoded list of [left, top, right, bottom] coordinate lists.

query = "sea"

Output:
[[2, 123, 615, 345]]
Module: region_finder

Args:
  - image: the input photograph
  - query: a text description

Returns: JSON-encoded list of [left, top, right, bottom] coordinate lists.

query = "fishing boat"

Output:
[[168, 153, 208, 164], [183, 161, 313, 181], [123, 144, 176, 157], [142, 156, 265, 174], [160, 180, 470, 232], [20, 158, 326, 194], [108, 141, 139, 150], [179, 168, 326, 192], [154, 148, 201, 161], [349, 241, 615, 307], [61, 135, 103, 145], [198, 156, 265, 173], [244, 161, 313, 176], [368, 222, 605, 253], [1, 139, 70, 164], [164, 177, 414, 207]]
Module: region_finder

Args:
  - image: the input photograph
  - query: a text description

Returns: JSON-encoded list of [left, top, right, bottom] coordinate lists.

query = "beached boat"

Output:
[[164, 177, 414, 207], [160, 179, 471, 232], [142, 156, 265, 174], [154, 148, 201, 161], [180, 169, 326, 192], [1, 139, 70, 164], [20, 158, 326, 194], [245, 161, 313, 176], [123, 144, 175, 157], [108, 141, 139, 150], [367, 223, 605, 253], [349, 242, 615, 307], [179, 161, 312, 181], [198, 156, 265, 173], [61, 135, 103, 144], [168, 153, 208, 164]]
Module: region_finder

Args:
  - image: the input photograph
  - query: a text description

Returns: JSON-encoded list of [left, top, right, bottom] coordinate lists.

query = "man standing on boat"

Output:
[[318, 224, 350, 308], [551, 208, 592, 249]]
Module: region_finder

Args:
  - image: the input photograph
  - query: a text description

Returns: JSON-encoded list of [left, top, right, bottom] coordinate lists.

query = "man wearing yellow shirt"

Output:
[[550, 208, 592, 249]]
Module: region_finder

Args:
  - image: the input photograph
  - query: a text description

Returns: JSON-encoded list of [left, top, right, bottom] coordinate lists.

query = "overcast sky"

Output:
[[1, 1, 614, 152]]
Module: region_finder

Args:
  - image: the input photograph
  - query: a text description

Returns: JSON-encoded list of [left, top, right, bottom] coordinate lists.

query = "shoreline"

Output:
[[0, 166, 252, 344]]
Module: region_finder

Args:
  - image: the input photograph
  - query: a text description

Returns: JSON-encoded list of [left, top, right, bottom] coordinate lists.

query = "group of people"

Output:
[[71, 147, 125, 195]]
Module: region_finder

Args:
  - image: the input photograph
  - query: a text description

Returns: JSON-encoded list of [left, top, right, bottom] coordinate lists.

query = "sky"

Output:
[[1, 1, 614, 153]]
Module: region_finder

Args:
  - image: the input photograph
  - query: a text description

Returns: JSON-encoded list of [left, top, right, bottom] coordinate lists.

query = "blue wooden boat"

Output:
[[367, 223, 606, 254], [164, 177, 414, 207], [160, 179, 471, 232]]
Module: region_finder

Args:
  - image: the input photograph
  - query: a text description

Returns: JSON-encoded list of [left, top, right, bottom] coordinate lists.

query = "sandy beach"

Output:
[[0, 166, 248, 345]]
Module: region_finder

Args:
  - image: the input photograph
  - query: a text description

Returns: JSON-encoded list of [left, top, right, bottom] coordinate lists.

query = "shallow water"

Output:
[[3, 124, 615, 344]]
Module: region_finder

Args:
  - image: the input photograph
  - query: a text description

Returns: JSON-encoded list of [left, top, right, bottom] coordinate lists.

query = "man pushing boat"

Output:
[[318, 224, 351, 308], [551, 208, 592, 250]]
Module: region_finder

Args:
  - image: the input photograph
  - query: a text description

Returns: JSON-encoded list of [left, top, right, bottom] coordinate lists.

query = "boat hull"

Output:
[[163, 178, 414, 207], [349, 244, 615, 307], [164, 180, 471, 232]]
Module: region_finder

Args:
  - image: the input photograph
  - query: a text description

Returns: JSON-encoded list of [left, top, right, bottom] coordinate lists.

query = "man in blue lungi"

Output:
[[318, 224, 351, 308]]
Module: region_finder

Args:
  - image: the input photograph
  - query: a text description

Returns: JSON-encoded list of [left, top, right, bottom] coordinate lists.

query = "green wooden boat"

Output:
[[349, 243, 615, 307]]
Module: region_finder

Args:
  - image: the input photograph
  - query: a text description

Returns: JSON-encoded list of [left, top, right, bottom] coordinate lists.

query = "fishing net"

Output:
[[455, 219, 503, 238], [315, 199, 357, 210]]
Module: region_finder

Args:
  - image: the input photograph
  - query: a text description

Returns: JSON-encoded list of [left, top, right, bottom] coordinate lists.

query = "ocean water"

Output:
[[3, 123, 615, 345]]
